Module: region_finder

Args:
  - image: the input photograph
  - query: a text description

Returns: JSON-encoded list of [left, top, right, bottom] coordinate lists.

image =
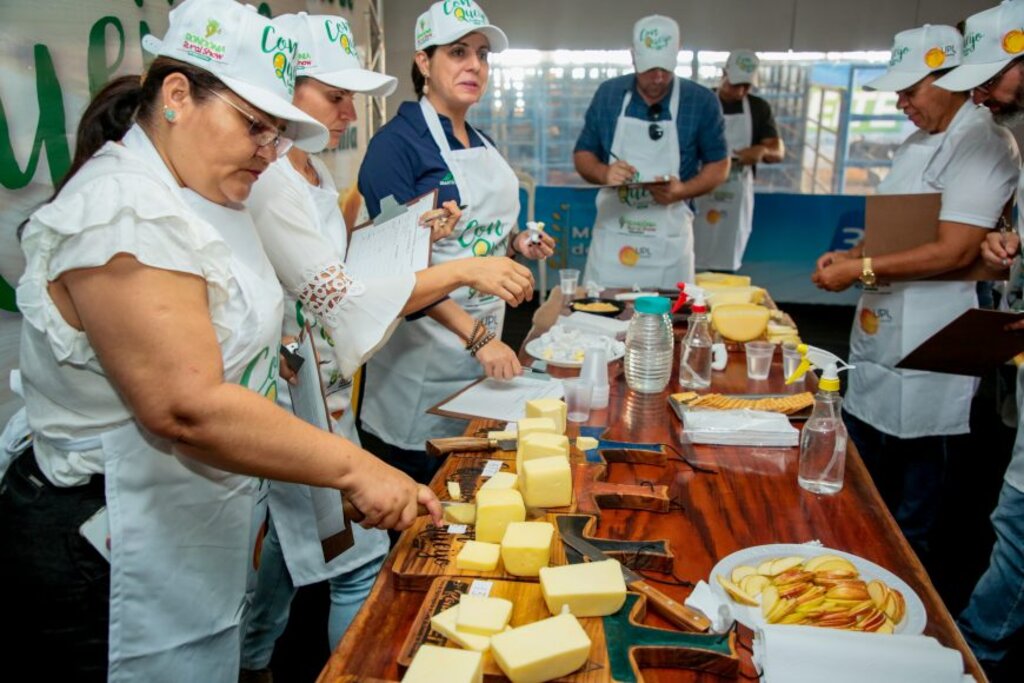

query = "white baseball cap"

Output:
[[863, 24, 962, 92], [277, 13, 396, 97], [414, 1, 508, 53], [632, 15, 680, 73], [935, 0, 1024, 92], [142, 0, 328, 151], [724, 50, 760, 86]]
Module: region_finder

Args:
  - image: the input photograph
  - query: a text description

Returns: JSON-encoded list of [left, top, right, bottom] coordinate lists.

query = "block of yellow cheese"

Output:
[[500, 521, 554, 577], [490, 613, 591, 683], [428, 605, 491, 652], [711, 303, 770, 342], [402, 644, 484, 682], [455, 595, 514, 636], [539, 559, 628, 617], [706, 286, 764, 308], [515, 432, 570, 476], [456, 540, 501, 572], [520, 456, 572, 508], [475, 489, 526, 543], [443, 502, 477, 525], [479, 471, 518, 491], [516, 417, 558, 438], [696, 271, 752, 288], [447, 481, 462, 499], [574, 436, 599, 451], [525, 398, 567, 434]]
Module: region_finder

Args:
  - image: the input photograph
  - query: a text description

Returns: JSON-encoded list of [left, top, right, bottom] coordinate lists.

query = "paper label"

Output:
[[481, 460, 503, 478], [468, 580, 494, 597], [447, 524, 468, 535]]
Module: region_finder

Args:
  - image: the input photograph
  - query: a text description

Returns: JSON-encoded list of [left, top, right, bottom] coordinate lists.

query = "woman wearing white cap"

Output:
[[0, 1, 441, 681], [237, 13, 534, 673], [812, 24, 1019, 556], [357, 0, 554, 483]]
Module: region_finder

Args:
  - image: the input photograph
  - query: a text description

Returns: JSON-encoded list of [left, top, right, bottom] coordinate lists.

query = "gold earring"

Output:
[[422, 74, 430, 95]]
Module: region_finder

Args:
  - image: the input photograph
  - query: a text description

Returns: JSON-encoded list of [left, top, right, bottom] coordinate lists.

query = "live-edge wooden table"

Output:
[[319, 291, 985, 683]]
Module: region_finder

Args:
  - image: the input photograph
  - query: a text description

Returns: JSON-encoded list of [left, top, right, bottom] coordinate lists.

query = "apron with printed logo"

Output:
[[583, 79, 693, 289], [360, 98, 521, 450], [693, 96, 755, 272], [843, 117, 978, 439]]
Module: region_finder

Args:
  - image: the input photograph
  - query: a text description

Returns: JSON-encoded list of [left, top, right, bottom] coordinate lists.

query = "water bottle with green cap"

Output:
[[624, 296, 674, 393]]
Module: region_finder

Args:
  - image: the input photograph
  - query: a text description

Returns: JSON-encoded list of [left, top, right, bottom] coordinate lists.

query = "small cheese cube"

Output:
[[574, 436, 599, 451], [516, 432, 570, 475], [516, 417, 557, 438], [539, 559, 627, 617], [500, 521, 554, 577], [490, 613, 591, 683], [447, 481, 462, 499], [402, 644, 484, 682], [475, 489, 526, 543], [479, 471, 518, 491], [443, 503, 477, 525], [488, 430, 517, 445], [525, 399, 567, 434], [428, 606, 491, 652], [520, 456, 572, 508], [456, 541, 500, 571], [455, 595, 513, 636]]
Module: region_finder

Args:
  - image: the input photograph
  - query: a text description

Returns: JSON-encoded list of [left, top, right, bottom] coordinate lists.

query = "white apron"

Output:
[[361, 98, 521, 450], [693, 96, 755, 272], [843, 116, 980, 439], [583, 79, 694, 289]]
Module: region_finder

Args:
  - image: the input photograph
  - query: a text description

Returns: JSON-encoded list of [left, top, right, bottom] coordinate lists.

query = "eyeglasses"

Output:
[[204, 88, 294, 156], [647, 102, 664, 140], [978, 60, 1019, 92]]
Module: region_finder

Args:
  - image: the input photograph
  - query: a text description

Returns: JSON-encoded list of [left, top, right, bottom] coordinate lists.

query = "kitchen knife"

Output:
[[425, 435, 666, 458]]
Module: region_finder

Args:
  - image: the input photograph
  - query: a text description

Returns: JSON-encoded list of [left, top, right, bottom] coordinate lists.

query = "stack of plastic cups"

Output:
[[581, 346, 610, 409]]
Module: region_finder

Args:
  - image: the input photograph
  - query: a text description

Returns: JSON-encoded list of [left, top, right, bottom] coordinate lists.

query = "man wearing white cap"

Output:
[[694, 50, 785, 272], [575, 15, 729, 289], [936, 1, 1024, 672], [812, 23, 1019, 560]]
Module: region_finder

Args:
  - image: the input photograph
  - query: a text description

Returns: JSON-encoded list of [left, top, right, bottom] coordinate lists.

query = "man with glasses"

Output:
[[574, 15, 728, 289], [934, 1, 1024, 675]]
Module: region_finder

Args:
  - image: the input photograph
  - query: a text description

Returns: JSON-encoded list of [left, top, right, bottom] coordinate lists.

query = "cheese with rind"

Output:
[[475, 489, 526, 543], [539, 559, 628, 617], [456, 540, 501, 571], [443, 503, 477, 525], [711, 303, 770, 342], [525, 399, 567, 434], [490, 613, 591, 683], [403, 643, 485, 680], [520, 456, 572, 508], [500, 521, 554, 577], [455, 595, 513, 636]]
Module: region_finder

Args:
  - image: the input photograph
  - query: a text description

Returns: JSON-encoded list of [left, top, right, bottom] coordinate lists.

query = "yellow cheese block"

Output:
[[475, 489, 526, 543], [443, 502, 477, 525], [500, 521, 554, 577], [403, 644, 485, 681], [479, 471, 518, 491], [696, 271, 752, 288], [447, 481, 462, 499], [428, 605, 492, 652], [711, 303, 770, 342], [525, 398, 567, 434], [516, 417, 558, 438], [456, 595, 514, 636], [574, 436, 599, 451], [516, 432, 570, 475], [490, 613, 591, 683], [706, 286, 764, 308], [520, 456, 572, 509], [456, 540, 501, 572], [539, 559, 628, 617]]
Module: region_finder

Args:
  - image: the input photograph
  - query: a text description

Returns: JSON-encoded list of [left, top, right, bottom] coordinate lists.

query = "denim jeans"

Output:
[[958, 481, 1024, 667], [240, 518, 385, 670]]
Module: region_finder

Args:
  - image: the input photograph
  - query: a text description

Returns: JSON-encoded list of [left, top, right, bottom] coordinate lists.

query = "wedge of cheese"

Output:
[[500, 521, 554, 577], [479, 471, 518, 491], [456, 540, 501, 572], [516, 432, 570, 475], [520, 456, 572, 509], [525, 398, 567, 434], [711, 303, 770, 342], [428, 606, 491, 653], [475, 489, 526, 543], [516, 417, 558, 438], [403, 644, 483, 682], [696, 272, 752, 288], [443, 502, 477, 525], [490, 613, 591, 683], [539, 559, 628, 617], [447, 481, 462, 499], [456, 595, 514, 636]]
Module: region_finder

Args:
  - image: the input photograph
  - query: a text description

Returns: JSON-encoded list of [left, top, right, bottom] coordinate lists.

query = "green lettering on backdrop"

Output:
[[88, 17, 126, 97]]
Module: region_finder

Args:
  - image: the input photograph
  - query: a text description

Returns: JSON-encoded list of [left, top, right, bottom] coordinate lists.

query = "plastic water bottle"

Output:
[[679, 294, 712, 389], [624, 296, 674, 393], [798, 366, 848, 494]]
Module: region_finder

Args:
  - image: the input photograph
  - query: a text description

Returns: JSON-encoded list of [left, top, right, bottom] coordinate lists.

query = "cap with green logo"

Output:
[[725, 50, 760, 86], [863, 24, 962, 92], [632, 15, 680, 74], [414, 0, 508, 53], [935, 0, 1024, 92]]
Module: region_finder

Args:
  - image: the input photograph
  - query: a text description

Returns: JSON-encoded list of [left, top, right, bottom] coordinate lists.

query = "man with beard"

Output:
[[937, 1, 1024, 675]]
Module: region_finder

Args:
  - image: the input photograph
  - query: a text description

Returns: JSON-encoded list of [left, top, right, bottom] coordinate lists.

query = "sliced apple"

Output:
[[731, 564, 758, 584], [857, 608, 887, 632], [779, 582, 814, 600], [774, 569, 814, 586], [767, 598, 797, 623], [760, 584, 780, 619], [741, 574, 771, 597], [716, 574, 759, 606], [778, 612, 806, 625], [769, 556, 806, 576], [812, 558, 858, 574], [876, 618, 895, 634], [826, 582, 870, 601], [866, 579, 889, 610], [891, 588, 906, 624], [794, 585, 828, 606], [804, 554, 849, 572], [757, 559, 776, 576]]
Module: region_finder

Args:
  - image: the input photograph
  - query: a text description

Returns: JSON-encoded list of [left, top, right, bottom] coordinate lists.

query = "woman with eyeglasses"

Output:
[[0, 1, 441, 681], [356, 0, 554, 484]]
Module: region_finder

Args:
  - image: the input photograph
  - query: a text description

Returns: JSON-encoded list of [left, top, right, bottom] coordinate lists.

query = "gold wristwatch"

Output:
[[860, 257, 877, 287]]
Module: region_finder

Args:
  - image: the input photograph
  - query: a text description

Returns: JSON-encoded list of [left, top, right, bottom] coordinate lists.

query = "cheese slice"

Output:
[[479, 471, 518, 491], [516, 417, 558, 438], [447, 481, 462, 499], [490, 613, 591, 683], [455, 595, 514, 636], [443, 502, 477, 525], [574, 436, 599, 451], [428, 606, 491, 653], [488, 430, 517, 444], [500, 521, 554, 577], [711, 303, 770, 342], [696, 272, 752, 288], [456, 540, 501, 572], [475, 489, 526, 543], [520, 456, 572, 509], [516, 432, 570, 475], [525, 398, 567, 434], [539, 559, 628, 617]]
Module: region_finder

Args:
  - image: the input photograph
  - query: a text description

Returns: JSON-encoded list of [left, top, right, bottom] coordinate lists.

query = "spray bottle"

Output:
[[786, 345, 855, 495]]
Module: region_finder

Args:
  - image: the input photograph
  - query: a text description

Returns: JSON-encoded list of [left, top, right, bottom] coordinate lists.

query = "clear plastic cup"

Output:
[[782, 343, 804, 384], [744, 342, 776, 381], [560, 269, 580, 299], [562, 378, 593, 422], [580, 347, 609, 409]]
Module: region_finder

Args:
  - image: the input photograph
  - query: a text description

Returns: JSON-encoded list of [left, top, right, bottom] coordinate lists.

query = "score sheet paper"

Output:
[[345, 193, 435, 279], [438, 376, 566, 422]]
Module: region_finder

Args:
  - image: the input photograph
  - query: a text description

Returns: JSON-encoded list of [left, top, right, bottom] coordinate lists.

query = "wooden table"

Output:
[[319, 293, 984, 682]]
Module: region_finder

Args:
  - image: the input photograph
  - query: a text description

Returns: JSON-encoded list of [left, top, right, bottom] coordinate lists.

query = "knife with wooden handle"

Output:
[[425, 435, 666, 458]]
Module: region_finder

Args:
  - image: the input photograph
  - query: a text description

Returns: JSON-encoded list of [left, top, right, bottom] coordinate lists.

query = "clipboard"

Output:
[[427, 373, 563, 422], [345, 190, 437, 279], [863, 193, 1009, 281], [286, 324, 355, 562], [896, 308, 1024, 376]]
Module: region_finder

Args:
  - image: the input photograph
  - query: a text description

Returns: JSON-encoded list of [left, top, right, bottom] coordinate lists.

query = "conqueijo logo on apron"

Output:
[[619, 244, 653, 267], [859, 307, 892, 335], [457, 217, 507, 256], [240, 346, 281, 401]]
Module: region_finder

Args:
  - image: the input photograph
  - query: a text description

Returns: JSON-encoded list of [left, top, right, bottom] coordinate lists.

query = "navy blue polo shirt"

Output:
[[573, 75, 728, 180]]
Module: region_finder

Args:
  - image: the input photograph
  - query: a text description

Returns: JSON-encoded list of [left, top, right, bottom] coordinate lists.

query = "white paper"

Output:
[[469, 580, 494, 597], [438, 376, 565, 422], [345, 193, 434, 279], [447, 524, 468, 535], [481, 460, 503, 478]]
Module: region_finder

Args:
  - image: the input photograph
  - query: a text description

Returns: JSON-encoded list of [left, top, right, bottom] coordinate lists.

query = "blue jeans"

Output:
[[958, 481, 1024, 667], [240, 518, 385, 670]]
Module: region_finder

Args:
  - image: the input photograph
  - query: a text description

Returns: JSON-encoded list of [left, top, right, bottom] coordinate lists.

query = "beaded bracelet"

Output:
[[464, 319, 485, 350], [469, 330, 496, 356]]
